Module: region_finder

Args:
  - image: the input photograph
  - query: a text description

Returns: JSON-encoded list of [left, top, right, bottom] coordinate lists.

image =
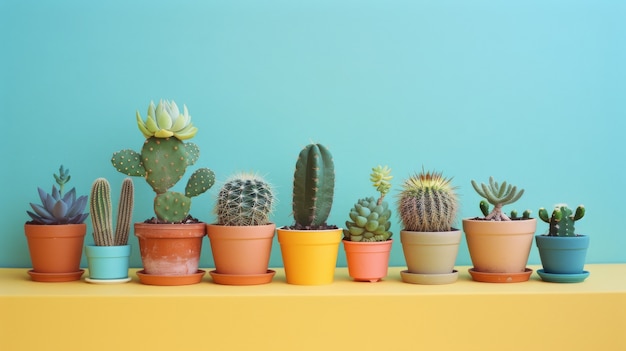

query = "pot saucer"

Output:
[[400, 270, 458, 285], [468, 268, 532, 283], [537, 269, 590, 283], [27, 269, 84, 282], [85, 277, 132, 284], [209, 270, 276, 285], [136, 269, 206, 286]]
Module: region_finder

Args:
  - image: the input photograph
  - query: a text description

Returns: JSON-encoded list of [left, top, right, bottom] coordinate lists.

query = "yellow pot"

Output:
[[277, 228, 342, 285]]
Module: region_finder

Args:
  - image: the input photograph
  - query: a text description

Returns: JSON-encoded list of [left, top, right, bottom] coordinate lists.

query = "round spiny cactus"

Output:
[[344, 166, 393, 242], [397, 170, 458, 232], [215, 173, 275, 226]]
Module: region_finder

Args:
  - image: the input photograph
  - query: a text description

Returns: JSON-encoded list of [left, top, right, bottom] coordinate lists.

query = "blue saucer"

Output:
[[536, 269, 590, 283]]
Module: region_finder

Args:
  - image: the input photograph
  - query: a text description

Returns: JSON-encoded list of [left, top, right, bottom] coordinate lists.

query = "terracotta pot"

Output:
[[463, 218, 536, 274], [24, 223, 86, 281], [343, 239, 392, 282], [134, 222, 205, 276], [277, 228, 342, 285], [206, 223, 275, 275]]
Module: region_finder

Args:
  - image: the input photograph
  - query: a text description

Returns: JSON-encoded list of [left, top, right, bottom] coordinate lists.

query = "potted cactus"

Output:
[[111, 100, 215, 286], [24, 165, 89, 282], [462, 177, 536, 283], [206, 172, 276, 285], [342, 165, 394, 282], [535, 204, 589, 283], [396, 170, 461, 285], [276, 143, 342, 285], [85, 178, 134, 283]]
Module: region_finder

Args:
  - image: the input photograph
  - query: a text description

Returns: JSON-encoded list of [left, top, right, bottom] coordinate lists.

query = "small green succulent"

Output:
[[344, 165, 393, 242]]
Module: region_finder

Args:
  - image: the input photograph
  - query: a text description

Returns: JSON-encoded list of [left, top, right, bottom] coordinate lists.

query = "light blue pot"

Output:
[[85, 245, 131, 280], [535, 235, 589, 274]]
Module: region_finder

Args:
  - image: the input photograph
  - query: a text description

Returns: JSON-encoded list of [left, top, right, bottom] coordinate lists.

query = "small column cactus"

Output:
[[215, 173, 275, 226], [111, 100, 215, 223], [291, 143, 336, 229], [471, 177, 527, 221], [397, 170, 458, 232], [90, 178, 135, 246], [538, 204, 585, 237], [344, 165, 393, 242]]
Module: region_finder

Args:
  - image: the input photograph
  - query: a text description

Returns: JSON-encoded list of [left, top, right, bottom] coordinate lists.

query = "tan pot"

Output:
[[462, 218, 536, 273], [206, 223, 276, 275], [400, 230, 461, 274], [24, 223, 86, 281], [134, 222, 206, 276]]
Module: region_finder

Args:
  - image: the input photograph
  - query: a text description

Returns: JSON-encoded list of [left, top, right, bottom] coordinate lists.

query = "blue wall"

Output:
[[2, 0, 624, 268]]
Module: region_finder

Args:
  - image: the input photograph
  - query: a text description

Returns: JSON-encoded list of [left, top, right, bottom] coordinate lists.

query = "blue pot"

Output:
[[85, 245, 131, 280], [535, 235, 589, 274]]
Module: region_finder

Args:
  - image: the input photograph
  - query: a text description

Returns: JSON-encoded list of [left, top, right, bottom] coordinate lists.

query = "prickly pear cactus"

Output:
[[111, 100, 215, 223], [292, 143, 335, 229], [344, 166, 393, 242], [215, 173, 275, 226], [538, 204, 585, 237]]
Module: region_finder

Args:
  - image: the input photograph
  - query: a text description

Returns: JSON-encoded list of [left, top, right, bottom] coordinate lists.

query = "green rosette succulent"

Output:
[[344, 165, 393, 242]]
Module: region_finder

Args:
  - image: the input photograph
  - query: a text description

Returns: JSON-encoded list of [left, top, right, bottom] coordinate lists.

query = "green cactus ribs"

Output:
[[291, 143, 336, 230], [539, 204, 585, 237]]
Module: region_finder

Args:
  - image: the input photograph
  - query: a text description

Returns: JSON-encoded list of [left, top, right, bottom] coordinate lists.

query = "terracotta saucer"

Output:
[[136, 270, 206, 286], [468, 268, 533, 283], [209, 270, 276, 285], [537, 269, 590, 283], [400, 270, 459, 285], [27, 269, 84, 282], [85, 277, 132, 284]]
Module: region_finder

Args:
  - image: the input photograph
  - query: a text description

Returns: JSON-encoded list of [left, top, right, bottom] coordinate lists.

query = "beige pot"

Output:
[[462, 218, 536, 273], [400, 230, 461, 275]]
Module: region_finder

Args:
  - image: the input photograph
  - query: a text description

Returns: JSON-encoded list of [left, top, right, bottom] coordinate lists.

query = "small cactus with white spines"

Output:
[[344, 166, 393, 242], [397, 170, 458, 232], [538, 204, 585, 237], [90, 178, 134, 246], [215, 173, 275, 226]]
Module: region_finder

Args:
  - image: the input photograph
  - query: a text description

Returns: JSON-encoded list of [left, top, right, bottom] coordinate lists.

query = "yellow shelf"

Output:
[[2, 265, 626, 351]]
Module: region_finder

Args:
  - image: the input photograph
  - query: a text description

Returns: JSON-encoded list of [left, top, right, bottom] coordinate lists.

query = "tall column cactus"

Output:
[[292, 143, 335, 229], [538, 204, 585, 237], [90, 178, 134, 246], [110, 100, 215, 223]]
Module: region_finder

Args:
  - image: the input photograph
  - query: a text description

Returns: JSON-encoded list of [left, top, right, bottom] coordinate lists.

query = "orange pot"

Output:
[[343, 239, 392, 282], [463, 218, 536, 273], [135, 222, 206, 276], [206, 223, 276, 275], [24, 223, 86, 277]]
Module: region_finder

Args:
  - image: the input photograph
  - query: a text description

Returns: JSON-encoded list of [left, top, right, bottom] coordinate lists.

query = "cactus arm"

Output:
[[154, 191, 191, 222], [479, 200, 490, 217], [185, 142, 200, 166], [113, 178, 134, 246], [90, 178, 113, 246], [574, 205, 585, 221], [185, 168, 215, 198], [111, 150, 146, 177], [538, 208, 549, 222]]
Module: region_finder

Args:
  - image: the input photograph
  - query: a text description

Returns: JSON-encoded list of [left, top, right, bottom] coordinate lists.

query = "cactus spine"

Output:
[[344, 165, 393, 242], [397, 170, 458, 232], [539, 204, 585, 237], [90, 178, 135, 246], [471, 177, 524, 221], [215, 173, 275, 226], [292, 143, 335, 229], [111, 101, 215, 223]]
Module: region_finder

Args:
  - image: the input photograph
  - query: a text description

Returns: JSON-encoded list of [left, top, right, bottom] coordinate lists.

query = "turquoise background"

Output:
[[2, 0, 624, 268]]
